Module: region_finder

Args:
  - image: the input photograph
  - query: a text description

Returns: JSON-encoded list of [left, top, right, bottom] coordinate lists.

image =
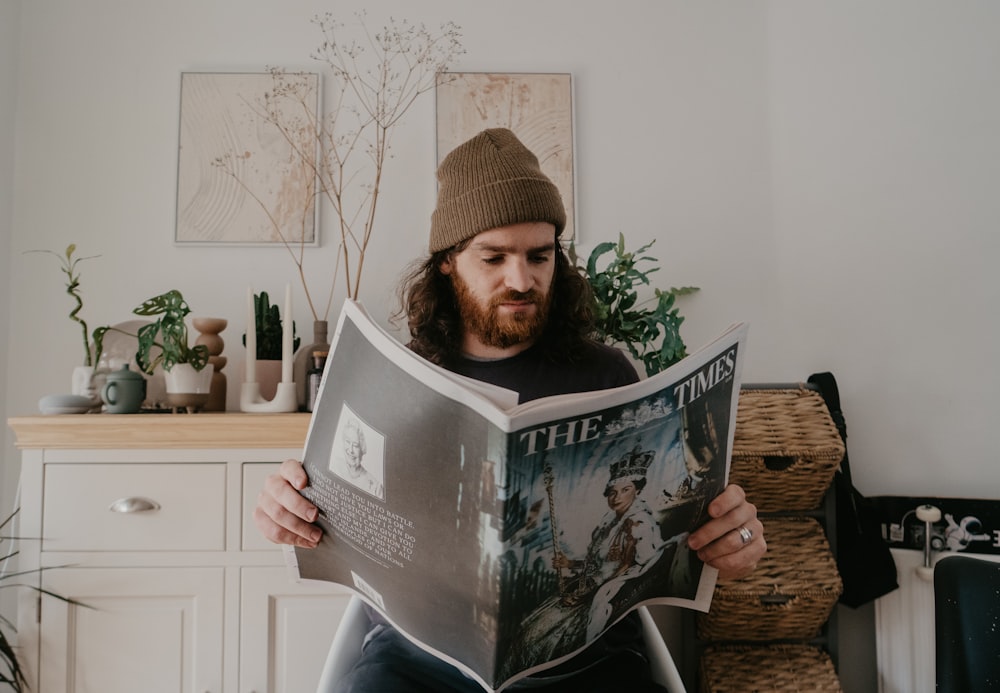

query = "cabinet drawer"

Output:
[[43, 463, 226, 551]]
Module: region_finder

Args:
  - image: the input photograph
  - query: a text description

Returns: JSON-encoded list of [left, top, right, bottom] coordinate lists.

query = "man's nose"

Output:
[[504, 258, 533, 293]]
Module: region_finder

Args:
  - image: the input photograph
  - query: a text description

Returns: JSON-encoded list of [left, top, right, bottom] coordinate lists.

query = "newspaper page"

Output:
[[293, 299, 748, 691]]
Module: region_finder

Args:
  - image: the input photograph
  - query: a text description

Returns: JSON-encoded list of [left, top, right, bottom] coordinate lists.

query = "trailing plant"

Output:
[[25, 244, 101, 367], [213, 13, 465, 319], [93, 290, 208, 375], [242, 291, 301, 360], [573, 234, 699, 377]]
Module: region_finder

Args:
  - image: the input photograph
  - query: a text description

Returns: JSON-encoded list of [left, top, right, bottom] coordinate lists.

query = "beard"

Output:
[[451, 270, 552, 350]]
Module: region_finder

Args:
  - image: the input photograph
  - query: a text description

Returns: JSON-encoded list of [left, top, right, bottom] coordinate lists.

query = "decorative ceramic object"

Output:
[[100, 365, 147, 414], [164, 363, 213, 413], [194, 317, 228, 412], [255, 359, 282, 401], [92, 319, 166, 408], [71, 365, 95, 398], [38, 393, 98, 415], [241, 285, 297, 412]]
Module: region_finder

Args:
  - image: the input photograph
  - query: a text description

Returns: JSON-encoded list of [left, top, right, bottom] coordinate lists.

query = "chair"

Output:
[[638, 605, 687, 692], [315, 597, 369, 693], [316, 597, 686, 692], [934, 555, 1000, 693]]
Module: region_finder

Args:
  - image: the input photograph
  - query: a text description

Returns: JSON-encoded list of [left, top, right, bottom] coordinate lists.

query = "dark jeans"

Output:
[[331, 624, 667, 693]]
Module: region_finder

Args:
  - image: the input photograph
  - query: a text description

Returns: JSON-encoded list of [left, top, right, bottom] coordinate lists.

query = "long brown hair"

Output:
[[393, 240, 597, 367]]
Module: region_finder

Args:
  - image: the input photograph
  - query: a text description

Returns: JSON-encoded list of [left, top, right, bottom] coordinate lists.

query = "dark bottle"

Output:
[[305, 350, 329, 412]]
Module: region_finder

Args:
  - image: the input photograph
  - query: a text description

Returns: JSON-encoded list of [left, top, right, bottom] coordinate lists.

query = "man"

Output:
[[255, 128, 766, 692]]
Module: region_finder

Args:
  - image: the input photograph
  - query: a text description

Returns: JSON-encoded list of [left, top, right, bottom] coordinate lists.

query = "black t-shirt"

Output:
[[448, 339, 639, 404]]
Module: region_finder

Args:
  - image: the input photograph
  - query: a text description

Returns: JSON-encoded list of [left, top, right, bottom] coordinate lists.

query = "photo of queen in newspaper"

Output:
[[492, 385, 729, 681], [552, 444, 668, 641], [329, 404, 386, 500]]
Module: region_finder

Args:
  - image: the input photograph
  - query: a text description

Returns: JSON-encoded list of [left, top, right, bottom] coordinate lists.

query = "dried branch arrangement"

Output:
[[214, 12, 465, 320]]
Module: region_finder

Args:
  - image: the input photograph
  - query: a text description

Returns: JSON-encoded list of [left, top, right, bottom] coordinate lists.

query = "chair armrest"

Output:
[[316, 597, 371, 692]]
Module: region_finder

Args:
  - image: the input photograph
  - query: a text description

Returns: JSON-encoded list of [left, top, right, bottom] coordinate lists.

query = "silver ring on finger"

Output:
[[737, 525, 753, 545]]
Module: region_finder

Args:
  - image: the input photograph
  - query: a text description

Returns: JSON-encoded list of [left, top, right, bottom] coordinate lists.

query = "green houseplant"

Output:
[[93, 290, 208, 376], [25, 244, 100, 368], [94, 290, 210, 411], [239, 291, 300, 402], [573, 234, 699, 377], [26, 244, 103, 397], [1, 508, 83, 693], [242, 291, 300, 360], [1, 508, 30, 692]]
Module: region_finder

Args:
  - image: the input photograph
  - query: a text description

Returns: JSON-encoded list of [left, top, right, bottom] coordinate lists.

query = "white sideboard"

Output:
[[8, 413, 351, 693]]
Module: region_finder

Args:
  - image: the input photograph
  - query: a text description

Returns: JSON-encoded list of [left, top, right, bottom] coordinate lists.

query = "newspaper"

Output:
[[291, 299, 748, 691]]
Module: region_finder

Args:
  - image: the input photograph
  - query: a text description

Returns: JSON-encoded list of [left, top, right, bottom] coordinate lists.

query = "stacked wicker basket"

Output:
[[697, 386, 846, 693]]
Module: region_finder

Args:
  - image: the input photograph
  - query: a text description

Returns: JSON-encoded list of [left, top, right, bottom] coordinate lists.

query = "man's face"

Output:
[[440, 222, 557, 358], [606, 479, 639, 516]]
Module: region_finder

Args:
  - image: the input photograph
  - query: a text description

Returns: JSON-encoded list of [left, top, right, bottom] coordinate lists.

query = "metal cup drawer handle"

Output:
[[108, 497, 162, 513]]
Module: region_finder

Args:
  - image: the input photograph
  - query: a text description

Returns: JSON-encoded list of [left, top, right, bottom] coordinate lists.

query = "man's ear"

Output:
[[439, 256, 454, 275]]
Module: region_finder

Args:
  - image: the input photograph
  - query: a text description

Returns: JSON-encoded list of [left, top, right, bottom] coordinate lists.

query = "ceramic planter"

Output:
[[163, 363, 213, 412]]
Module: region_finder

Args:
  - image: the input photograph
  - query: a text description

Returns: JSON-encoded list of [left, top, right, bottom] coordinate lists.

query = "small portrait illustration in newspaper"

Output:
[[329, 404, 386, 500]]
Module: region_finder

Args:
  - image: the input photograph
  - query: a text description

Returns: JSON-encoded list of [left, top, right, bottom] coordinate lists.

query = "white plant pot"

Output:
[[71, 365, 95, 398], [163, 363, 213, 412]]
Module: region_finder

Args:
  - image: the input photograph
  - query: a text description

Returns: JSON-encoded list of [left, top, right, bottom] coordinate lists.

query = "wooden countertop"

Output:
[[7, 412, 311, 449]]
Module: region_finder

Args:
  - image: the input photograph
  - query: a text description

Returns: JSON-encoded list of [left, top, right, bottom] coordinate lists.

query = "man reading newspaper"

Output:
[[254, 128, 766, 692]]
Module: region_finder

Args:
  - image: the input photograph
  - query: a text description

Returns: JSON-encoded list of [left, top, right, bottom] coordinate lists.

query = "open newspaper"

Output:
[[291, 299, 748, 691]]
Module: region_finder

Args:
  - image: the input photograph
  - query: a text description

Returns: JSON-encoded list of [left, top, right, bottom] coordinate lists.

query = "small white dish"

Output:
[[39, 393, 98, 415]]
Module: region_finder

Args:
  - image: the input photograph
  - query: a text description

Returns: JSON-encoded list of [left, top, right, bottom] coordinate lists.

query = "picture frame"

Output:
[[435, 72, 577, 240], [175, 71, 320, 246]]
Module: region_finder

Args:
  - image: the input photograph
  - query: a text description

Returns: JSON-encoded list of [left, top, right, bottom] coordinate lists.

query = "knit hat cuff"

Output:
[[430, 177, 566, 253]]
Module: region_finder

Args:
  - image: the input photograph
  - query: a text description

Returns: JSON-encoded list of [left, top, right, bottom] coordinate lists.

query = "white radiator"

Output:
[[875, 548, 1000, 693]]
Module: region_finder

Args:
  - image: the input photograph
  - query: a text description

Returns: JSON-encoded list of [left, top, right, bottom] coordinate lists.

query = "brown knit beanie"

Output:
[[429, 128, 566, 253]]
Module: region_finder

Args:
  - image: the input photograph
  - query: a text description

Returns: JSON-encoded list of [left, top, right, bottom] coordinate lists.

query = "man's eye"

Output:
[[530, 254, 552, 264], [482, 256, 503, 265]]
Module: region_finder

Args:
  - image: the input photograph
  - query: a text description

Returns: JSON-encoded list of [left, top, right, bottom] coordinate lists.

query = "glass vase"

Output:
[[293, 320, 330, 411]]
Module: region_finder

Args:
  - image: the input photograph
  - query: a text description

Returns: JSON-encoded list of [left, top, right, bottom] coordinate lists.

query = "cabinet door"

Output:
[[240, 567, 352, 693], [40, 567, 224, 693], [242, 463, 280, 551]]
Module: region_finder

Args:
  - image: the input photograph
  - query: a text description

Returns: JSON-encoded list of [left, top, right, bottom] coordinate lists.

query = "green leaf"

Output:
[[576, 233, 700, 375]]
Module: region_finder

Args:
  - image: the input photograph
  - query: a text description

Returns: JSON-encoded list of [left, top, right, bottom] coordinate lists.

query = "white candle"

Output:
[[281, 283, 293, 383], [246, 286, 256, 383]]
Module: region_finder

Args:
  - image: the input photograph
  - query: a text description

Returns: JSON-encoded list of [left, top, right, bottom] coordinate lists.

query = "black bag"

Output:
[[809, 372, 899, 608]]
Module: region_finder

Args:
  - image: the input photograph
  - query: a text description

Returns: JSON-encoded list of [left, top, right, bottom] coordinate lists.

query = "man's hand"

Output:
[[253, 458, 323, 549], [686, 484, 766, 580]]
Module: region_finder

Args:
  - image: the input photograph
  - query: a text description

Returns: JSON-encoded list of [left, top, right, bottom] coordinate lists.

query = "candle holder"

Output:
[[241, 283, 297, 413], [240, 380, 298, 413]]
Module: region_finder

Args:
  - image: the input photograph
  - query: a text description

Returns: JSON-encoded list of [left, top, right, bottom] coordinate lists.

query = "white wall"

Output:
[[4, 1, 999, 689], [764, 2, 1000, 498], [1, 0, 19, 514], [8, 0, 997, 494]]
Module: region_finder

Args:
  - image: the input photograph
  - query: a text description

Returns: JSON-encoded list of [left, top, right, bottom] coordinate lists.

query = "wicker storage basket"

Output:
[[729, 387, 845, 512], [697, 517, 842, 641], [699, 644, 842, 693]]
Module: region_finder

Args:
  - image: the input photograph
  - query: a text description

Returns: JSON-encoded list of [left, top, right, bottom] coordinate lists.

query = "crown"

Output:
[[607, 445, 654, 485]]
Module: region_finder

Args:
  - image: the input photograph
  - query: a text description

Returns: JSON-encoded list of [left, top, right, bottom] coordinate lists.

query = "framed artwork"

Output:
[[175, 71, 320, 246], [435, 72, 576, 240]]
